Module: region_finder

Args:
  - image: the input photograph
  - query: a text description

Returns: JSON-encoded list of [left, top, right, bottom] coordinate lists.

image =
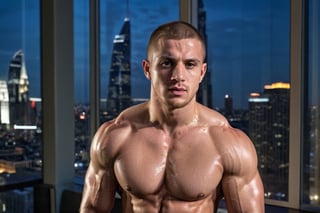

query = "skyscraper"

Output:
[[106, 17, 131, 118], [303, 105, 320, 205], [248, 82, 290, 200], [224, 94, 233, 118], [7, 50, 32, 126], [0, 80, 10, 125]]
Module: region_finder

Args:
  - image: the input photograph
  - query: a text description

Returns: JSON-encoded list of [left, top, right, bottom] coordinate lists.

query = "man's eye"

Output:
[[160, 60, 172, 68], [186, 62, 196, 69]]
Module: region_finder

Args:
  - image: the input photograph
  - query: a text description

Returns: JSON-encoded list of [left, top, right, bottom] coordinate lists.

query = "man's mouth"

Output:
[[168, 86, 187, 96]]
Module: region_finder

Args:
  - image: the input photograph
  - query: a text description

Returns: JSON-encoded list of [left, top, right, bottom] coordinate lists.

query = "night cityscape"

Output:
[[0, 0, 319, 212]]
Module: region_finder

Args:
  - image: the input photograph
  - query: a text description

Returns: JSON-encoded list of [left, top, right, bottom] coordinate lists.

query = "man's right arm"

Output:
[[80, 122, 118, 213]]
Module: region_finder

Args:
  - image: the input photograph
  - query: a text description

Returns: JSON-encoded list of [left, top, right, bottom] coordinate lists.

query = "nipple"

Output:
[[197, 193, 205, 199]]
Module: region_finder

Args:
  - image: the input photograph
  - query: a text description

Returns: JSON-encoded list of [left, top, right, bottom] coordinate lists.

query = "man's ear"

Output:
[[142, 59, 151, 80], [199, 63, 207, 83]]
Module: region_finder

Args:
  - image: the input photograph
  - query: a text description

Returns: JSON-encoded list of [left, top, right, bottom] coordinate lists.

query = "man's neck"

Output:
[[148, 99, 199, 133]]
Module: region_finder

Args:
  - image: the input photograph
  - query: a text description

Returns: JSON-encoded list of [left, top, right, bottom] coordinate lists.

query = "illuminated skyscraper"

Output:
[[7, 50, 32, 126], [303, 106, 320, 205], [197, 0, 212, 108], [106, 17, 131, 118], [248, 82, 290, 200], [224, 94, 233, 118], [0, 80, 10, 125]]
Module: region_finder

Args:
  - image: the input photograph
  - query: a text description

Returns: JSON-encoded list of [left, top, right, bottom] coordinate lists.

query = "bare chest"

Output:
[[113, 128, 223, 201]]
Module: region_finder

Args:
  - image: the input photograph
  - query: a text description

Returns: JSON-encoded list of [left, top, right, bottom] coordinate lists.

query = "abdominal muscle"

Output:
[[121, 188, 216, 213]]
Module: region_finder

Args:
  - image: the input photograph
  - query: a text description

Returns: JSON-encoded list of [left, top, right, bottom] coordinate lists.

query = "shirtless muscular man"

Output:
[[80, 21, 265, 213]]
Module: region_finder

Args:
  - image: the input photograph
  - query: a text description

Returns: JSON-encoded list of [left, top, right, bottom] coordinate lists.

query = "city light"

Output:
[[264, 82, 290, 89], [248, 97, 269, 102], [13, 124, 37, 130], [310, 194, 319, 201]]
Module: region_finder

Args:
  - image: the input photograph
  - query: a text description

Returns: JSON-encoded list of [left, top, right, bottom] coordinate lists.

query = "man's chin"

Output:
[[166, 99, 190, 109]]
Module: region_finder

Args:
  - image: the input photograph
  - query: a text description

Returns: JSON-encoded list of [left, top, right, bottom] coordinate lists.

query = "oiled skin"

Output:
[[81, 103, 264, 213], [80, 22, 264, 213]]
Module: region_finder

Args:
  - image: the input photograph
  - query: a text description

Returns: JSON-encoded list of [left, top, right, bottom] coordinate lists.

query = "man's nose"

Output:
[[170, 63, 185, 81]]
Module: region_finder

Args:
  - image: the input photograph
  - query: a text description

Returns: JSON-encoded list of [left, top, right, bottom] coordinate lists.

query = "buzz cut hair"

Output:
[[146, 21, 206, 61]]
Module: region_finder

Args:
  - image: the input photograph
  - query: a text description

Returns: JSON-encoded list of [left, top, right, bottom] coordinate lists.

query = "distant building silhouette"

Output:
[[106, 18, 131, 118], [224, 94, 233, 118], [248, 82, 290, 200], [7, 50, 34, 126]]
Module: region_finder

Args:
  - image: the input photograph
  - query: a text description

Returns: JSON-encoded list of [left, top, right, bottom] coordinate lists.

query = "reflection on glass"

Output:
[[303, 0, 320, 207], [203, 0, 290, 201]]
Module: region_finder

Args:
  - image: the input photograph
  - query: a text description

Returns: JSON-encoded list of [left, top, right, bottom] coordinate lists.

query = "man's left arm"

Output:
[[221, 129, 265, 213]]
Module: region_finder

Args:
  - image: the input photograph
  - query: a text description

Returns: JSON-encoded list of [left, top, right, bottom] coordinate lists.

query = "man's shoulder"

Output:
[[90, 103, 150, 163], [90, 118, 132, 164], [200, 109, 258, 175], [94, 103, 149, 144], [206, 120, 253, 152], [101, 102, 148, 128], [116, 102, 149, 123], [198, 105, 256, 158], [198, 104, 230, 128]]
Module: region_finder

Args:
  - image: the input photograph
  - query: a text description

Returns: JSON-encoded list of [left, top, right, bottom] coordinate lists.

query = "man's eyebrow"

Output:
[[182, 58, 202, 64], [158, 55, 201, 62], [185, 58, 201, 62]]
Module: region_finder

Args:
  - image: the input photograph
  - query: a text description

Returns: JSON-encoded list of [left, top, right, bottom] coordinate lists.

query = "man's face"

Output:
[[143, 38, 207, 109]]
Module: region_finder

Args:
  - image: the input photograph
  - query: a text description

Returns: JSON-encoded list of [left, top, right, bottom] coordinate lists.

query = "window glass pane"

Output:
[[0, 0, 42, 185], [203, 0, 290, 201], [302, 0, 320, 209], [99, 0, 179, 122], [74, 1, 90, 176], [0, 0, 41, 211]]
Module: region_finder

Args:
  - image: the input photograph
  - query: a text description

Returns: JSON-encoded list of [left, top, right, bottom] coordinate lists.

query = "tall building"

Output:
[[7, 50, 32, 126], [196, 0, 212, 108], [224, 94, 233, 118], [0, 80, 10, 125], [106, 17, 131, 118], [304, 106, 320, 205], [248, 82, 290, 200]]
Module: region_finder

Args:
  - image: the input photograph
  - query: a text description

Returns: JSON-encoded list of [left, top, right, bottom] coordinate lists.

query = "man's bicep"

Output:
[[222, 172, 265, 213], [80, 162, 117, 213], [239, 171, 264, 212]]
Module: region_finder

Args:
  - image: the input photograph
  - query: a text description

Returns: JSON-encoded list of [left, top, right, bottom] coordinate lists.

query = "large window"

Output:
[[6, 0, 320, 212], [203, 0, 290, 201], [302, 0, 320, 210], [0, 0, 41, 212]]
